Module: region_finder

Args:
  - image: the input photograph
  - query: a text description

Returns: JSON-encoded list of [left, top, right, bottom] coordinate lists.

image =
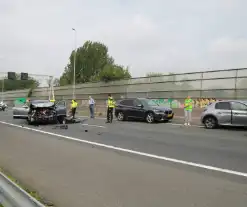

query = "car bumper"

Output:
[[154, 112, 174, 121]]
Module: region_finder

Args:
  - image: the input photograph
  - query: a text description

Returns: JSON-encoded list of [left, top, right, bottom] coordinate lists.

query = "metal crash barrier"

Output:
[[0, 172, 45, 207]]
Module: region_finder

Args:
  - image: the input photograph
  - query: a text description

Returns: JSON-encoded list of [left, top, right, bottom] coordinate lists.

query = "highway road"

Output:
[[0, 110, 247, 206]]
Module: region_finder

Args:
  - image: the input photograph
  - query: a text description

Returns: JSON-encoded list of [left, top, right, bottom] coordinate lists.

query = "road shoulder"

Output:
[[0, 124, 247, 207]]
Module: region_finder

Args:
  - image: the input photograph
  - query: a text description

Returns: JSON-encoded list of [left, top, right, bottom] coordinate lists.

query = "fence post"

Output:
[[200, 72, 203, 98], [146, 77, 151, 98], [234, 69, 238, 99], [170, 74, 176, 108]]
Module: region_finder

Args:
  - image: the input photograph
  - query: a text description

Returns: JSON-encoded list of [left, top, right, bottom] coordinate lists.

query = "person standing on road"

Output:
[[71, 99, 78, 119], [106, 94, 115, 123], [184, 95, 193, 126], [88, 96, 95, 118]]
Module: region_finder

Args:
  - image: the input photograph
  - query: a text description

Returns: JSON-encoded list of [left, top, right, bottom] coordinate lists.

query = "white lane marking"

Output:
[[79, 116, 203, 128], [81, 124, 106, 128], [78, 115, 200, 120], [167, 123, 204, 128], [0, 120, 246, 178], [79, 116, 106, 120], [175, 116, 200, 120]]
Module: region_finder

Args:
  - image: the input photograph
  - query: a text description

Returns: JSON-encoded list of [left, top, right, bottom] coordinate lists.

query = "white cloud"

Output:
[[0, 0, 247, 78], [209, 37, 247, 53], [207, 37, 247, 69]]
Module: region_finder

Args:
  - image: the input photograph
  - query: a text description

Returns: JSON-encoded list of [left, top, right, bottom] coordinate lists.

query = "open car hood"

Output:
[[31, 102, 55, 108]]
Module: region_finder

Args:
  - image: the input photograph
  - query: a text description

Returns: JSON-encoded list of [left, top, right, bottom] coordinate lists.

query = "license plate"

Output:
[[168, 114, 172, 118]]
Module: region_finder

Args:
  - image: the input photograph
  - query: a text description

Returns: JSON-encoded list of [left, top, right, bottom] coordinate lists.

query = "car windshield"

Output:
[[141, 99, 160, 106]]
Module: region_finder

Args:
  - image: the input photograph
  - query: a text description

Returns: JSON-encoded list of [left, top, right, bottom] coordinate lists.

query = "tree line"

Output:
[[59, 41, 131, 86], [0, 73, 39, 92]]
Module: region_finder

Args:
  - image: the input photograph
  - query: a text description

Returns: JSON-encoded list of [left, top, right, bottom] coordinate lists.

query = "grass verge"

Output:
[[0, 167, 54, 206]]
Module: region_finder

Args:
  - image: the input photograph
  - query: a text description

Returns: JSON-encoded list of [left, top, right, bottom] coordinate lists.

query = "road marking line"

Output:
[[0, 120, 246, 178], [167, 123, 204, 128], [78, 115, 201, 120], [81, 124, 106, 128], [79, 116, 204, 128], [79, 116, 106, 120]]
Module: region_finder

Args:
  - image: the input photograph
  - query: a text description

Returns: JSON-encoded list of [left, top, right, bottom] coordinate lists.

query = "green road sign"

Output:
[[15, 98, 26, 104]]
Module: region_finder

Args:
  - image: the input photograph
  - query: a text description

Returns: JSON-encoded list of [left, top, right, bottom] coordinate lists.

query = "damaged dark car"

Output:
[[27, 100, 67, 125]]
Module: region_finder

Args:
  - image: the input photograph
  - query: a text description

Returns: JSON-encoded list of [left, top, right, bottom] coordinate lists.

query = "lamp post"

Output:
[[0, 56, 4, 102], [72, 28, 77, 99], [1, 78, 4, 102]]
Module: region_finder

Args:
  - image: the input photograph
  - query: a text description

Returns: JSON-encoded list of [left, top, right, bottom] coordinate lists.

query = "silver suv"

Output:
[[201, 100, 247, 129]]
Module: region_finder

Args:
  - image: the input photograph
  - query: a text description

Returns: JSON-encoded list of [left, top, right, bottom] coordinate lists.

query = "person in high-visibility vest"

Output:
[[71, 99, 78, 119], [106, 94, 115, 123], [184, 95, 193, 126]]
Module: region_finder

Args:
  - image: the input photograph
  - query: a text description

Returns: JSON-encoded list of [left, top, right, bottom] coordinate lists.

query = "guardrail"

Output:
[[0, 172, 45, 207]]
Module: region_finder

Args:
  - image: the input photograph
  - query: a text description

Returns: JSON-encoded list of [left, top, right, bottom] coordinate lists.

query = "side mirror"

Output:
[[137, 104, 143, 108]]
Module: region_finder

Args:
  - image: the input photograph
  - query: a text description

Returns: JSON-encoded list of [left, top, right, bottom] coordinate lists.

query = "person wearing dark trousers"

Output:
[[106, 94, 115, 123], [71, 99, 78, 119]]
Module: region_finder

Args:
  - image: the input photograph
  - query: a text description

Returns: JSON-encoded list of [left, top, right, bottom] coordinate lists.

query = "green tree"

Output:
[[0, 75, 39, 92], [60, 40, 131, 85], [99, 65, 131, 82]]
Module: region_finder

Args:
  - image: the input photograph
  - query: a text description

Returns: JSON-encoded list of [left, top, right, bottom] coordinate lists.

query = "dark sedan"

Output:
[[115, 98, 174, 123]]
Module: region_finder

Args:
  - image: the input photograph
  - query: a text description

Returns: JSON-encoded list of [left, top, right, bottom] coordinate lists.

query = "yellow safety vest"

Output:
[[71, 100, 78, 108], [107, 98, 115, 108]]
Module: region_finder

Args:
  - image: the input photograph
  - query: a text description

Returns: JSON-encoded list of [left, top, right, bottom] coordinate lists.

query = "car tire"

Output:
[[146, 112, 155, 123], [57, 116, 66, 124], [204, 116, 217, 129], [117, 112, 125, 121], [27, 116, 33, 125], [27, 119, 32, 125]]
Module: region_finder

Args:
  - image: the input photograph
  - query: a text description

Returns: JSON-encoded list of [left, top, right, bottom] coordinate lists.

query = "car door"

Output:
[[120, 99, 136, 118], [214, 102, 232, 125], [230, 101, 247, 126], [133, 99, 146, 119], [55, 100, 67, 116], [15, 104, 29, 118]]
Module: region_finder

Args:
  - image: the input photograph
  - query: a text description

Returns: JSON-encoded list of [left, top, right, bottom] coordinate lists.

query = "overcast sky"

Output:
[[0, 0, 247, 78]]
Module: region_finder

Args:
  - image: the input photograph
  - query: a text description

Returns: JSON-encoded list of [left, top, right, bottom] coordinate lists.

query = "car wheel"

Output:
[[117, 112, 125, 121], [57, 116, 65, 124], [204, 116, 217, 129], [27, 116, 33, 125], [146, 112, 155, 123]]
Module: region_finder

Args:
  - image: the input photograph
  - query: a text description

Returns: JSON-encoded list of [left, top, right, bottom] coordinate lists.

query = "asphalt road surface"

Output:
[[0, 110, 247, 206]]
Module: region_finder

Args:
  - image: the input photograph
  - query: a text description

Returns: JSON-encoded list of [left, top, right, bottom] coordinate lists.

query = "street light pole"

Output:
[[1, 78, 4, 102], [0, 57, 4, 102], [72, 28, 77, 99]]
